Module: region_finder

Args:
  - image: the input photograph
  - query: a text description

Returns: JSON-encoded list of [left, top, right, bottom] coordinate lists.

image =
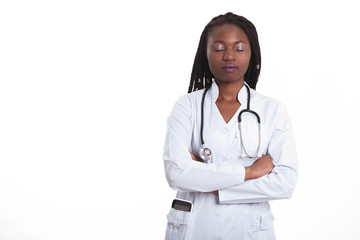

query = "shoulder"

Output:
[[251, 89, 287, 113], [251, 89, 291, 126], [185, 89, 206, 101], [252, 89, 293, 129], [174, 89, 206, 109], [170, 89, 205, 119]]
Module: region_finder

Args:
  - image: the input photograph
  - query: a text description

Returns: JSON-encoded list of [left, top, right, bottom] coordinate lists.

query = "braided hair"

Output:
[[188, 12, 261, 93]]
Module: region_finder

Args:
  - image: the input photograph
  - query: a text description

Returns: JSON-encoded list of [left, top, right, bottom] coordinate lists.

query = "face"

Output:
[[206, 24, 251, 84]]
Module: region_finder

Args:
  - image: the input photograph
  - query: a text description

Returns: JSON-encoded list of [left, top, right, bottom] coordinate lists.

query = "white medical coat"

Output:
[[163, 81, 298, 240]]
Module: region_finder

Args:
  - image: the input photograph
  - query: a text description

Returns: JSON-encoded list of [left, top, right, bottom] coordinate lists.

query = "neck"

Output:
[[215, 79, 244, 102]]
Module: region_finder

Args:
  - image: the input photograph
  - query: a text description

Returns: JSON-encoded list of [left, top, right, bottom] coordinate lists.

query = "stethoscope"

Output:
[[199, 83, 262, 162]]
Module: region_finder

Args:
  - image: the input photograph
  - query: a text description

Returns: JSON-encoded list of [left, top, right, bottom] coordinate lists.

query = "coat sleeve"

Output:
[[163, 95, 246, 193], [218, 103, 298, 203]]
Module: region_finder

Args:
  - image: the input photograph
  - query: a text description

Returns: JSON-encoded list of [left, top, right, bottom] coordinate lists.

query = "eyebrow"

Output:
[[212, 40, 247, 44]]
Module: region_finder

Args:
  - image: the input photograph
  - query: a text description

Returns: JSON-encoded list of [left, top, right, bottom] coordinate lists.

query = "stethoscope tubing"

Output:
[[200, 87, 211, 145], [199, 83, 261, 160]]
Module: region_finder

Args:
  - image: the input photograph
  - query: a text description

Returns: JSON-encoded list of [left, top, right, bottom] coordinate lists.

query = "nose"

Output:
[[222, 50, 235, 61]]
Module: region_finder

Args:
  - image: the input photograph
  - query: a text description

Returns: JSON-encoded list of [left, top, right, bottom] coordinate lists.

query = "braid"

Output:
[[188, 27, 213, 93], [188, 12, 261, 93]]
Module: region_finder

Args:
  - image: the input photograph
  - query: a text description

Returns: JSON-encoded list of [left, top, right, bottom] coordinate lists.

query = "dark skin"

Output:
[[207, 24, 251, 123], [190, 24, 274, 188]]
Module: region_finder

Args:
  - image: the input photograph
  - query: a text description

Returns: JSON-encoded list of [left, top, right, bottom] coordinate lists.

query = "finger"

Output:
[[190, 152, 199, 161]]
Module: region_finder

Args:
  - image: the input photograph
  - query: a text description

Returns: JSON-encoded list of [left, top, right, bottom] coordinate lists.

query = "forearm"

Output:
[[218, 166, 297, 203], [244, 155, 274, 181], [165, 158, 246, 192], [166, 152, 274, 193]]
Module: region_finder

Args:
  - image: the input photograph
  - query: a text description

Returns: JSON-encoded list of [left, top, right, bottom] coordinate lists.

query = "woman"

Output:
[[163, 12, 298, 239]]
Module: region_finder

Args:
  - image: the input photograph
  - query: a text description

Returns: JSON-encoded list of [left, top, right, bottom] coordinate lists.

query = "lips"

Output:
[[222, 64, 238, 73]]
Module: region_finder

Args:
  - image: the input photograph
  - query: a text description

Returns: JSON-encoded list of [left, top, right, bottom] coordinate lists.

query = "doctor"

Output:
[[163, 12, 298, 240]]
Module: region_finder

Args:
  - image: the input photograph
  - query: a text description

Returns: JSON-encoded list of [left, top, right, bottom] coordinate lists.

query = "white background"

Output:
[[1, 0, 359, 239]]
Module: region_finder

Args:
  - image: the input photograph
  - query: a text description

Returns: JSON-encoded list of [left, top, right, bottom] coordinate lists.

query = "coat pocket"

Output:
[[259, 210, 274, 230], [249, 210, 275, 240], [165, 207, 192, 240]]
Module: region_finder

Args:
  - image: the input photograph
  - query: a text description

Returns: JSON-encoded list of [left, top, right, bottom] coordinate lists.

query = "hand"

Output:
[[190, 152, 203, 162], [245, 155, 274, 181]]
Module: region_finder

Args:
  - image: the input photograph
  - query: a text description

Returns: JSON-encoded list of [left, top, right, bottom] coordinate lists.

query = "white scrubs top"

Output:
[[163, 81, 298, 240]]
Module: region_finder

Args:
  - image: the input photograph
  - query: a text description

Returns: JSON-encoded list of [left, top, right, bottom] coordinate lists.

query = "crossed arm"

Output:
[[190, 152, 274, 181], [164, 95, 298, 203]]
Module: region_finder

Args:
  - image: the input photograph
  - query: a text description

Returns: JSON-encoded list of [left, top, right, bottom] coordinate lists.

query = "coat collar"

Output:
[[208, 80, 249, 106]]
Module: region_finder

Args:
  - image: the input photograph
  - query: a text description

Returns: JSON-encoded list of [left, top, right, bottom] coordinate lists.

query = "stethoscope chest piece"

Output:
[[199, 145, 212, 162]]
